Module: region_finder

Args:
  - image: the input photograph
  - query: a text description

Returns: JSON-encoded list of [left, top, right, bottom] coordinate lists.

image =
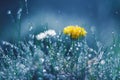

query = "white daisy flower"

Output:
[[36, 29, 56, 40], [45, 29, 56, 36], [36, 33, 47, 40]]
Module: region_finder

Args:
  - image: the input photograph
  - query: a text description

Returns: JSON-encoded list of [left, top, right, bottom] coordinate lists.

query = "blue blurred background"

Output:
[[0, 0, 120, 44]]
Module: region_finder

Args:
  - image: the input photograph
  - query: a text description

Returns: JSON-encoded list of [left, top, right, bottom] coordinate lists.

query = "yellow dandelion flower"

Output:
[[63, 25, 87, 39]]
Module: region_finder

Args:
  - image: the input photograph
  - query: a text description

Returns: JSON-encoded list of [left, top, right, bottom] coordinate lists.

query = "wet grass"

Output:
[[0, 28, 120, 80]]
